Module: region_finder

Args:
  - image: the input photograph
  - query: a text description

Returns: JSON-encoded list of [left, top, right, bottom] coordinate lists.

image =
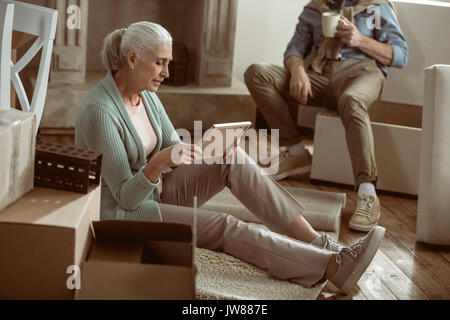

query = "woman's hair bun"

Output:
[[101, 22, 172, 72]]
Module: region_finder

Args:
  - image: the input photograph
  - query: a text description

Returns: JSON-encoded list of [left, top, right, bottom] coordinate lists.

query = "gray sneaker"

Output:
[[330, 226, 386, 295], [312, 233, 345, 252]]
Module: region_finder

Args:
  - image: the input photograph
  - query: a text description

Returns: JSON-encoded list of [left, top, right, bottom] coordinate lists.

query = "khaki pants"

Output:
[[244, 59, 385, 187], [160, 148, 334, 287]]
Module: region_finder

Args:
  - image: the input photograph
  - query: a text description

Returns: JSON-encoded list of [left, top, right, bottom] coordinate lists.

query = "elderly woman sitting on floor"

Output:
[[75, 21, 385, 295]]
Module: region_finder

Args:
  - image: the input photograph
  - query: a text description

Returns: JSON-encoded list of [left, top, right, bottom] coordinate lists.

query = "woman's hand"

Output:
[[160, 142, 203, 167], [284, 56, 313, 105], [144, 143, 202, 183], [223, 136, 241, 161]]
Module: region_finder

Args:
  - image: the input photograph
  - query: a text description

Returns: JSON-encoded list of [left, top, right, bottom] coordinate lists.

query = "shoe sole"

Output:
[[271, 165, 311, 181], [340, 226, 386, 295], [349, 216, 381, 232]]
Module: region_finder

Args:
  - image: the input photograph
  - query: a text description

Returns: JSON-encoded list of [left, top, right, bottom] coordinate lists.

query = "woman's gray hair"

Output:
[[101, 21, 173, 72]]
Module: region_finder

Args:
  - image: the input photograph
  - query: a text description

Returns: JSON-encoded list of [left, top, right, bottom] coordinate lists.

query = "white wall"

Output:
[[381, 0, 450, 105], [232, 0, 308, 82]]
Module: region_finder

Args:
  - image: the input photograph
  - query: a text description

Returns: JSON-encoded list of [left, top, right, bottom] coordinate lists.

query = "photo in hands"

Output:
[[195, 121, 252, 161]]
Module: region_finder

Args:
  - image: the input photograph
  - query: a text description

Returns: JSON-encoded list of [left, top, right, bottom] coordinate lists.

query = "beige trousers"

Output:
[[159, 148, 334, 287], [244, 59, 385, 188]]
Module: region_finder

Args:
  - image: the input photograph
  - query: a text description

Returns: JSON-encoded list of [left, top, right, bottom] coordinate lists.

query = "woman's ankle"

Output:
[[285, 214, 320, 243]]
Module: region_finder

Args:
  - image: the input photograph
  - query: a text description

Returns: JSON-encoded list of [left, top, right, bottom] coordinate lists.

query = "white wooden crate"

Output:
[[417, 65, 450, 245], [311, 110, 421, 195]]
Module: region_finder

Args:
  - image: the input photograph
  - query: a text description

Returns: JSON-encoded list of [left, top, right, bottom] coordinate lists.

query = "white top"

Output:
[[125, 96, 158, 158], [125, 96, 162, 194]]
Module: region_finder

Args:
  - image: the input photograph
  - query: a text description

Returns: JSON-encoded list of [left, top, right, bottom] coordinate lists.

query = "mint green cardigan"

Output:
[[75, 72, 180, 221]]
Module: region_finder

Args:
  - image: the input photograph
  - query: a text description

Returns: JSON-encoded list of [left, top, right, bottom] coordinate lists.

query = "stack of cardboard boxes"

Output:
[[0, 108, 103, 299], [0, 108, 196, 299]]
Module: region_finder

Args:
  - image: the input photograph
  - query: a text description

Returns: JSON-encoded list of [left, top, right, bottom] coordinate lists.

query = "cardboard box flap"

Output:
[[88, 240, 144, 263], [76, 260, 195, 300], [88, 222, 193, 266], [92, 220, 192, 243], [0, 187, 99, 230], [87, 239, 193, 267], [12, 30, 37, 49], [141, 240, 192, 267]]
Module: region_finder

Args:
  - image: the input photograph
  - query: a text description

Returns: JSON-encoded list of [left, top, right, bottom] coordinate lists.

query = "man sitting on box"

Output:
[[244, 0, 408, 232]]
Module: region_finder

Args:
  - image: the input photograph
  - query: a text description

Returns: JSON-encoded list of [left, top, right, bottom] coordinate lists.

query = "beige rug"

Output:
[[195, 187, 346, 300]]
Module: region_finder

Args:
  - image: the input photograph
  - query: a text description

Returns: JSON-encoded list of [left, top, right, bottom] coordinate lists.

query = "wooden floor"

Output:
[[279, 175, 450, 300], [38, 132, 450, 300]]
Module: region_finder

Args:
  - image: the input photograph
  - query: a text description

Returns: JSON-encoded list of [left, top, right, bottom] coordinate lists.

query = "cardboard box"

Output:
[[76, 220, 196, 300], [0, 109, 36, 212], [0, 185, 100, 299], [311, 109, 421, 195]]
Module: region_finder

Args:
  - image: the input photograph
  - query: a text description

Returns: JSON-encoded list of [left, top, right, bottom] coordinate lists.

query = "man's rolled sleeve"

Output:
[[390, 43, 408, 68], [376, 3, 409, 68], [283, 8, 316, 62]]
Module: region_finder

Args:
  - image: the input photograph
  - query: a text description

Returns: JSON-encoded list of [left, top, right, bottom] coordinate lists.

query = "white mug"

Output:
[[322, 12, 341, 38]]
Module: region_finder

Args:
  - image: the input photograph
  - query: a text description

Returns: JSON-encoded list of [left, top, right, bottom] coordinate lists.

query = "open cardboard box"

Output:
[[0, 185, 100, 299], [75, 220, 196, 300], [310, 103, 422, 195]]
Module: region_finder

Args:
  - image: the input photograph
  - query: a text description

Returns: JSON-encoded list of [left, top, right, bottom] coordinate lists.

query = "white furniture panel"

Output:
[[311, 110, 421, 195], [0, 1, 14, 110], [417, 65, 450, 245]]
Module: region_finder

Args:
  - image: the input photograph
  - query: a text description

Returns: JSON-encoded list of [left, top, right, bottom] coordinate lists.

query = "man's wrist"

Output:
[[356, 34, 370, 51], [285, 56, 306, 74], [357, 35, 394, 66]]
